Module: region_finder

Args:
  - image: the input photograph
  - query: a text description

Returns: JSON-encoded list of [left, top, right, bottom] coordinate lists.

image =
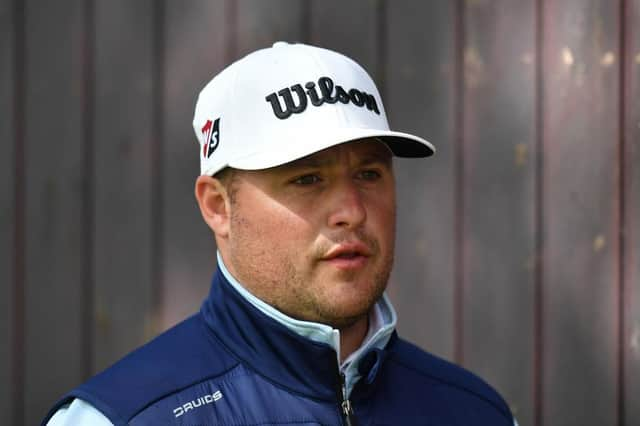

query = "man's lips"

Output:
[[320, 242, 372, 269], [322, 242, 372, 259]]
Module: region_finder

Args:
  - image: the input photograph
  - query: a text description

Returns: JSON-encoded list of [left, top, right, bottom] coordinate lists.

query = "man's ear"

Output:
[[195, 175, 231, 239]]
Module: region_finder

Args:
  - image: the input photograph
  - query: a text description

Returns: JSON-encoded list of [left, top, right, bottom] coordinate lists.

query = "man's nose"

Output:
[[327, 180, 367, 229]]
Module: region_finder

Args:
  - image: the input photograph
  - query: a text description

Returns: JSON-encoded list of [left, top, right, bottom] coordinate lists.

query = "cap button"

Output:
[[272, 41, 290, 48]]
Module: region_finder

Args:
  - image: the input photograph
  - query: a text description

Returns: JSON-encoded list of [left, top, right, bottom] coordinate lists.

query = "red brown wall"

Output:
[[1, 1, 638, 425]]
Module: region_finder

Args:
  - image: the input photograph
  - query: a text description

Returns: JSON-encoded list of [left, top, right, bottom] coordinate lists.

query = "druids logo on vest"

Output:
[[265, 76, 380, 120], [173, 390, 223, 418]]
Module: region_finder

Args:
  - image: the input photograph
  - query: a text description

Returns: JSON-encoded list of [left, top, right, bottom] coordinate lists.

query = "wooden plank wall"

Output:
[[93, 0, 155, 375], [624, 1, 640, 424], [543, 1, 620, 424], [463, 1, 536, 424], [161, 0, 229, 334], [1, 1, 637, 425], [22, 2, 88, 426], [1, 0, 16, 424]]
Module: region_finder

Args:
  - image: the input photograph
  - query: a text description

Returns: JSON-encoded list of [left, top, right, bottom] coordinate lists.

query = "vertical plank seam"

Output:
[[300, 0, 311, 45], [376, 0, 387, 99], [12, 0, 25, 423], [225, 0, 238, 64], [82, 0, 96, 379], [453, 0, 466, 366], [617, 0, 627, 425], [152, 0, 166, 333], [533, 0, 545, 424]]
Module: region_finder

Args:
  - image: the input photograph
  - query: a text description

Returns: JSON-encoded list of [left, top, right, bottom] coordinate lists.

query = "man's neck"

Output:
[[339, 315, 369, 362]]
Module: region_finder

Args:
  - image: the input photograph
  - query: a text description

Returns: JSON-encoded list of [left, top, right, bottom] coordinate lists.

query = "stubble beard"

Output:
[[297, 231, 394, 329], [227, 211, 394, 330]]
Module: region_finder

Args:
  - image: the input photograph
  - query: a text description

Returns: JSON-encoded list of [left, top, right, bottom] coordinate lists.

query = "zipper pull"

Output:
[[339, 373, 358, 426]]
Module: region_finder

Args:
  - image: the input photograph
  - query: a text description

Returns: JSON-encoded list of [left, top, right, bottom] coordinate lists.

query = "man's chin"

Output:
[[318, 310, 368, 330], [314, 292, 382, 328]]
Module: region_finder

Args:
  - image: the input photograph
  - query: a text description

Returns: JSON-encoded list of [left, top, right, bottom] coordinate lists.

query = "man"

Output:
[[44, 42, 515, 425]]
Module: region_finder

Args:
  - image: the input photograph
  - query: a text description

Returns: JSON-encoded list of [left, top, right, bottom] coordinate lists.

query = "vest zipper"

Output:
[[338, 371, 358, 426]]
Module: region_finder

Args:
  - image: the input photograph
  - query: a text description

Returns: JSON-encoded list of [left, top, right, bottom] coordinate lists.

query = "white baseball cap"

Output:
[[193, 41, 435, 176]]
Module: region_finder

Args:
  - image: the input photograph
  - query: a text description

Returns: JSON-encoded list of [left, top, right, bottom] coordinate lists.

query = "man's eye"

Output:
[[358, 170, 381, 181], [292, 174, 321, 185]]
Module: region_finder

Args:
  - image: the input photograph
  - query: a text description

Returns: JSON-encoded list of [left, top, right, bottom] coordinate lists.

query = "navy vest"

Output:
[[43, 267, 514, 425]]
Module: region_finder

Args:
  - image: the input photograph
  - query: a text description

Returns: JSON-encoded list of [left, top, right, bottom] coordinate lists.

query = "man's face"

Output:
[[222, 139, 396, 329]]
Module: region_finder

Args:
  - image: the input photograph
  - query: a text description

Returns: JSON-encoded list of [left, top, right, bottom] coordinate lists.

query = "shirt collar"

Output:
[[216, 251, 397, 395]]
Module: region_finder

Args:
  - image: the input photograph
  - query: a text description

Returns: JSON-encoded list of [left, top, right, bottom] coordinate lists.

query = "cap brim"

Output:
[[227, 127, 435, 171]]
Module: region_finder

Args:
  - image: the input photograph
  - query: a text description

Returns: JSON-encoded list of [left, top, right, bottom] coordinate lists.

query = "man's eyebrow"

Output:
[[357, 151, 393, 167], [278, 157, 328, 171], [356, 141, 394, 164], [293, 157, 328, 168], [278, 147, 392, 172], [285, 156, 391, 170]]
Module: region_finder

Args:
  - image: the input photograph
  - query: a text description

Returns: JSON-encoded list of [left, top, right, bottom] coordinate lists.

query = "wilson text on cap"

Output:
[[265, 76, 380, 120]]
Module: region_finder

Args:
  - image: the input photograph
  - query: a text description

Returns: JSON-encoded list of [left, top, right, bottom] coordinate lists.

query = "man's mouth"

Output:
[[335, 252, 359, 259], [321, 242, 372, 269]]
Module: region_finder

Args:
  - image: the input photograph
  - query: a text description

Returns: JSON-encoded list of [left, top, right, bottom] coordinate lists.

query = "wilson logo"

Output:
[[265, 76, 380, 120], [173, 390, 223, 418]]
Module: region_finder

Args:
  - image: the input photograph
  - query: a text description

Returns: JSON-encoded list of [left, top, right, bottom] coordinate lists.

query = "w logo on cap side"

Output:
[[201, 118, 220, 158]]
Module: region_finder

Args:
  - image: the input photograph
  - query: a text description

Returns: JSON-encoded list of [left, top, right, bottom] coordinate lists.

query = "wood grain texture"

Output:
[[542, 1, 620, 424], [235, 0, 306, 59], [624, 1, 640, 424], [462, 1, 536, 423], [0, 0, 15, 423], [161, 0, 229, 329], [385, 0, 456, 361], [23, 0, 87, 423], [92, 0, 155, 373]]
